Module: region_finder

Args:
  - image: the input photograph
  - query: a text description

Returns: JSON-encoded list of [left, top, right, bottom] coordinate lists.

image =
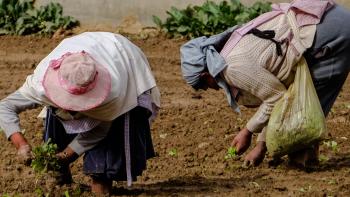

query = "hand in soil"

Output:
[[10, 132, 33, 165], [231, 128, 253, 155], [17, 144, 33, 166], [56, 146, 79, 165], [243, 141, 267, 168]]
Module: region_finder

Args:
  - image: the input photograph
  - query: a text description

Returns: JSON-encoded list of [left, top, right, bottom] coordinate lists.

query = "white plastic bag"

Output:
[[266, 57, 326, 157]]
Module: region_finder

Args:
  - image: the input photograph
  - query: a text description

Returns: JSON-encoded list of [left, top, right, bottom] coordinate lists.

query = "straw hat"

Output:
[[42, 51, 111, 111]]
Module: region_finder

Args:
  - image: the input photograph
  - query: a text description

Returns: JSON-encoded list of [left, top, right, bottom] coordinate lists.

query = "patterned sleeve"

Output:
[[223, 64, 286, 133]]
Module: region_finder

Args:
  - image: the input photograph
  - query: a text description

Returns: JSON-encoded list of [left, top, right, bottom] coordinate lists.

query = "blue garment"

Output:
[[305, 5, 350, 116], [44, 106, 155, 182], [83, 106, 155, 181], [180, 26, 241, 113]]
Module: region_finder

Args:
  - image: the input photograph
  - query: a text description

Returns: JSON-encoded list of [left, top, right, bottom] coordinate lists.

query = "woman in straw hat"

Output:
[[0, 32, 160, 194]]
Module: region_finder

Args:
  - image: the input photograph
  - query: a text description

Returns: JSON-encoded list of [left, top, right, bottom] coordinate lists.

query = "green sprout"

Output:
[[318, 154, 329, 164], [224, 147, 237, 160], [168, 148, 177, 157], [328, 179, 337, 185], [323, 140, 339, 152], [31, 139, 61, 173], [2, 194, 21, 197], [299, 185, 312, 193], [64, 190, 71, 197], [35, 187, 44, 197]]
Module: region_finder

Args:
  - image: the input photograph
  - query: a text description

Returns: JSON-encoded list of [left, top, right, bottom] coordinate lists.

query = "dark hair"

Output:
[[192, 74, 205, 90]]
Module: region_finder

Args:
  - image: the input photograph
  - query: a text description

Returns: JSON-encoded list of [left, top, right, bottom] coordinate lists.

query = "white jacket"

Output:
[[19, 32, 160, 121]]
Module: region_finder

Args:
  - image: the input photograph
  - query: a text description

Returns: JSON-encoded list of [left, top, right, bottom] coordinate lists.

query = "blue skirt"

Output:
[[44, 106, 155, 181]]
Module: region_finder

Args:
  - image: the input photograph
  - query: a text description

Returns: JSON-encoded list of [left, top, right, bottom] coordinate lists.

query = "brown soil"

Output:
[[1, 31, 350, 197]]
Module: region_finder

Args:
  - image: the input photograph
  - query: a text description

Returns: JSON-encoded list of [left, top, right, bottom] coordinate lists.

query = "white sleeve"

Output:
[[0, 91, 39, 138]]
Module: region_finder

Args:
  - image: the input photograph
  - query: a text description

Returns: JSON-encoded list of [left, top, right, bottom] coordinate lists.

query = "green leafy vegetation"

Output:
[[168, 148, 178, 157], [299, 185, 312, 193], [224, 146, 237, 159], [31, 139, 61, 173], [1, 193, 21, 197], [2, 194, 21, 197], [0, 0, 78, 35], [34, 187, 43, 196], [64, 190, 70, 197], [34, 187, 51, 197], [65, 186, 82, 197], [318, 154, 329, 164], [323, 140, 339, 152], [153, 0, 271, 38]]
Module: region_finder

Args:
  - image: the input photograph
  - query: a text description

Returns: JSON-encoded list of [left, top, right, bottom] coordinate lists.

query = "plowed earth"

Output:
[[1, 30, 350, 197]]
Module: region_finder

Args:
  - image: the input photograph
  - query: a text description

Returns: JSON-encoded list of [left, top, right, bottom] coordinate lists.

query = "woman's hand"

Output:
[[17, 144, 33, 166], [56, 146, 79, 165], [10, 132, 33, 165], [231, 128, 253, 155]]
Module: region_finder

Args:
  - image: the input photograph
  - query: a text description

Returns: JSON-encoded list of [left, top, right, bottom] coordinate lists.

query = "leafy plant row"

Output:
[[153, 0, 271, 38], [0, 0, 78, 35]]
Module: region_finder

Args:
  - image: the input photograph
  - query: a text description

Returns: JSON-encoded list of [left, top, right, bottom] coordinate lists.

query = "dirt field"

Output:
[[1, 29, 350, 197]]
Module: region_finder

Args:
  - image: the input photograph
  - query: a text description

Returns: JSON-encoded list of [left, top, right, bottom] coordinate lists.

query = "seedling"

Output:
[[35, 187, 50, 197], [248, 181, 260, 188], [72, 186, 82, 196], [299, 185, 312, 193], [318, 154, 329, 164], [31, 139, 61, 173], [2, 194, 20, 197], [323, 140, 339, 152], [328, 179, 337, 185], [224, 147, 237, 160], [168, 148, 177, 157], [64, 190, 70, 197], [35, 187, 44, 197]]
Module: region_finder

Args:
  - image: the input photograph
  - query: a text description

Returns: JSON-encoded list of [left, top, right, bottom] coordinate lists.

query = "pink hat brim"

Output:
[[42, 59, 111, 111]]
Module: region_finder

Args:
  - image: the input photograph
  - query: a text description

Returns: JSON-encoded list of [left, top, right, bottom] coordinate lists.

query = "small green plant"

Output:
[[1, 193, 20, 197], [31, 139, 61, 173], [35, 187, 50, 197], [63, 188, 82, 197], [64, 190, 70, 197], [35, 187, 44, 197], [299, 185, 312, 193], [1, 194, 21, 197], [328, 179, 337, 185], [318, 154, 329, 164], [168, 148, 177, 157], [323, 140, 339, 152], [72, 186, 82, 197], [153, 0, 271, 38], [224, 146, 237, 159]]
